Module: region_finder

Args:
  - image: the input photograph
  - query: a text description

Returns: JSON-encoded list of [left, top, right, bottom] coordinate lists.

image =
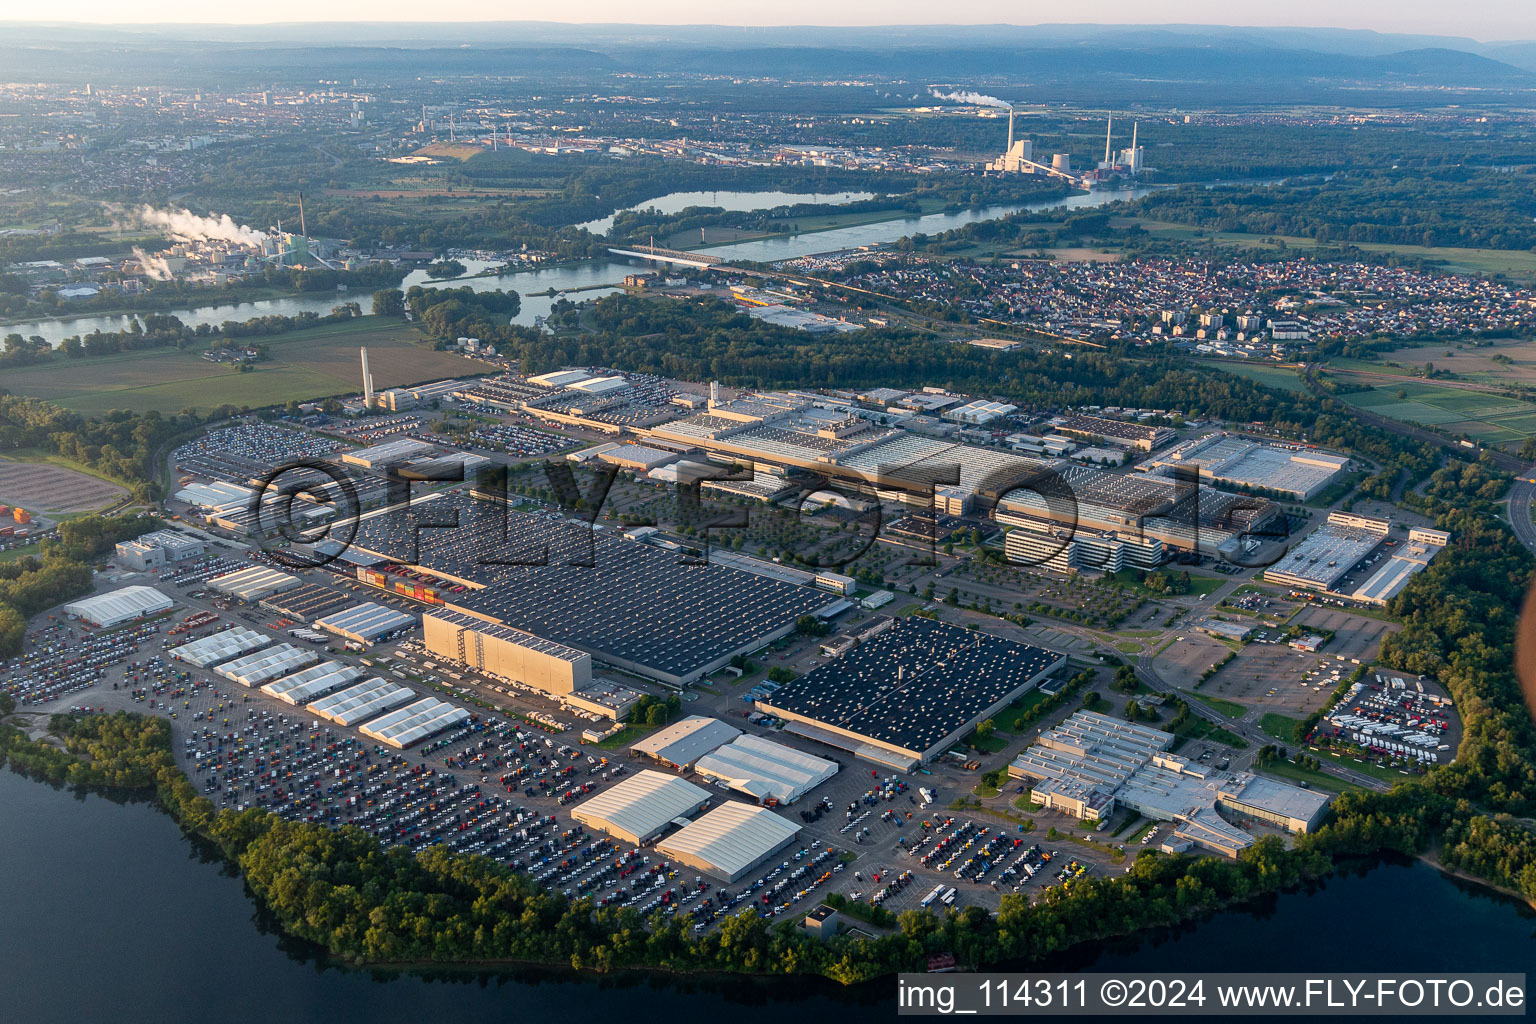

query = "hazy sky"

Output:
[[3, 3, 1533, 42]]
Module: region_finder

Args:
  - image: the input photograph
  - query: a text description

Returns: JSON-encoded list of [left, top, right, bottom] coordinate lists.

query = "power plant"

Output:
[[984, 109, 1146, 186]]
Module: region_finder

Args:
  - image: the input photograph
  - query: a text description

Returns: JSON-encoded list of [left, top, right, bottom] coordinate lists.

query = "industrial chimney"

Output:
[[360, 346, 375, 407]]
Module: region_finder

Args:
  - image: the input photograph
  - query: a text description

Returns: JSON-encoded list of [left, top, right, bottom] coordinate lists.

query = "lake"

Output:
[[575, 190, 877, 235], [1, 768, 1532, 1024]]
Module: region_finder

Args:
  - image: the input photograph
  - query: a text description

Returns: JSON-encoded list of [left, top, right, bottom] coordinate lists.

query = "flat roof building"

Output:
[[570, 770, 712, 845], [422, 608, 592, 695], [114, 530, 204, 572], [654, 802, 801, 882], [756, 617, 1065, 767], [1009, 710, 1331, 856]]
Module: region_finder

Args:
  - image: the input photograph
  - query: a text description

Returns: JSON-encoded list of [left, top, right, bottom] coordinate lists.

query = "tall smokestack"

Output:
[[360, 347, 374, 407], [297, 192, 306, 239], [1104, 114, 1113, 165], [1007, 106, 1014, 154]]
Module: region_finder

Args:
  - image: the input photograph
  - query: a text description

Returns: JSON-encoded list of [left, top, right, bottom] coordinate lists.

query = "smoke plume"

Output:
[[136, 205, 268, 246], [130, 246, 174, 281], [930, 89, 1012, 110]]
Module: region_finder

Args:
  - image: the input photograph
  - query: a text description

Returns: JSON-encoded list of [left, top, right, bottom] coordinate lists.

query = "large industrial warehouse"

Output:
[[350, 494, 836, 685], [313, 602, 417, 645], [571, 770, 711, 845], [423, 609, 593, 695], [208, 565, 301, 602], [654, 802, 802, 882], [756, 617, 1066, 768], [63, 585, 173, 628], [693, 734, 838, 805], [630, 715, 743, 770]]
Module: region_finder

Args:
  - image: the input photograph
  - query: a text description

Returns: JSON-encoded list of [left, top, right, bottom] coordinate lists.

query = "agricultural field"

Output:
[[1127, 219, 1536, 281], [1, 318, 493, 415], [1376, 339, 1536, 388], [1335, 380, 1536, 443]]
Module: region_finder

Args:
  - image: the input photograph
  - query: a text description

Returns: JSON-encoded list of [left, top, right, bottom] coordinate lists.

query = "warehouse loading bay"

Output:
[[7, 563, 1135, 923]]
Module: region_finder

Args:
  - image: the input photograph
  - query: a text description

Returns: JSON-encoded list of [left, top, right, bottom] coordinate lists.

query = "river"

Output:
[[7, 186, 1155, 348], [1, 768, 1532, 1024], [574, 190, 877, 235]]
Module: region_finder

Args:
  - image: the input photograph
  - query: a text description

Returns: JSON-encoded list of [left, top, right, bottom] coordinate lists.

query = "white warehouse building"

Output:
[[63, 585, 174, 629]]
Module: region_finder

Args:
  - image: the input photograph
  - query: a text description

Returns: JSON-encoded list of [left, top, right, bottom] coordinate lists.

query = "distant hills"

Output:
[[0, 21, 1532, 99]]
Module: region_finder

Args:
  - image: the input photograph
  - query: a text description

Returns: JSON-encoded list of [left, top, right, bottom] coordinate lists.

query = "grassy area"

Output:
[[1174, 717, 1250, 749], [1333, 378, 1536, 444], [1260, 712, 1302, 743], [591, 724, 653, 750], [0, 542, 41, 563], [1210, 361, 1309, 393], [965, 731, 1010, 754], [3, 317, 494, 415], [1314, 748, 1423, 784], [972, 782, 1001, 798], [1186, 691, 1247, 718], [1115, 641, 1143, 654], [1256, 759, 1362, 794]]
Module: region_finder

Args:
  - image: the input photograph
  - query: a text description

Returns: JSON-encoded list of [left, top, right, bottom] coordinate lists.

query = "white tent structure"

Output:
[[63, 586, 173, 628]]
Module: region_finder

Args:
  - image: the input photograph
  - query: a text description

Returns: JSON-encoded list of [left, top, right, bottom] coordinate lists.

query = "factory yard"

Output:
[[1, 318, 493, 415], [4, 567, 1136, 924], [0, 457, 128, 513]]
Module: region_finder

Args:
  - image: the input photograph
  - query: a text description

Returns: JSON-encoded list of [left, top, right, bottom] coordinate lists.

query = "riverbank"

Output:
[[1420, 852, 1536, 910], [0, 708, 1389, 987]]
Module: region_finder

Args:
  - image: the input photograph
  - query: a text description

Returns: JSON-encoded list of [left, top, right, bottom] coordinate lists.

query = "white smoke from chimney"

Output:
[[136, 205, 268, 247], [130, 246, 173, 281], [930, 88, 1012, 111]]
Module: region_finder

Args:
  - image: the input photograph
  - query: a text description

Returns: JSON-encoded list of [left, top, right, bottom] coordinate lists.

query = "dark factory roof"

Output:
[[349, 493, 834, 680], [758, 617, 1064, 756]]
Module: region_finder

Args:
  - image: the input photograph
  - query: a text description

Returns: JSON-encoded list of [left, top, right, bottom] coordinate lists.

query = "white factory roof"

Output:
[[358, 696, 470, 748], [169, 625, 271, 668], [208, 565, 301, 601], [175, 481, 254, 508], [260, 661, 367, 705], [571, 770, 710, 841], [654, 802, 800, 880], [215, 643, 320, 687], [630, 715, 742, 768], [568, 375, 630, 395], [306, 678, 416, 726], [341, 437, 435, 468], [527, 369, 592, 389], [692, 733, 838, 805], [313, 602, 417, 642], [64, 586, 174, 628]]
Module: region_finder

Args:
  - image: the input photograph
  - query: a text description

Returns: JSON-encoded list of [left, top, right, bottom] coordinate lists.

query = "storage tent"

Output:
[[64, 586, 173, 629], [629, 715, 741, 770]]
